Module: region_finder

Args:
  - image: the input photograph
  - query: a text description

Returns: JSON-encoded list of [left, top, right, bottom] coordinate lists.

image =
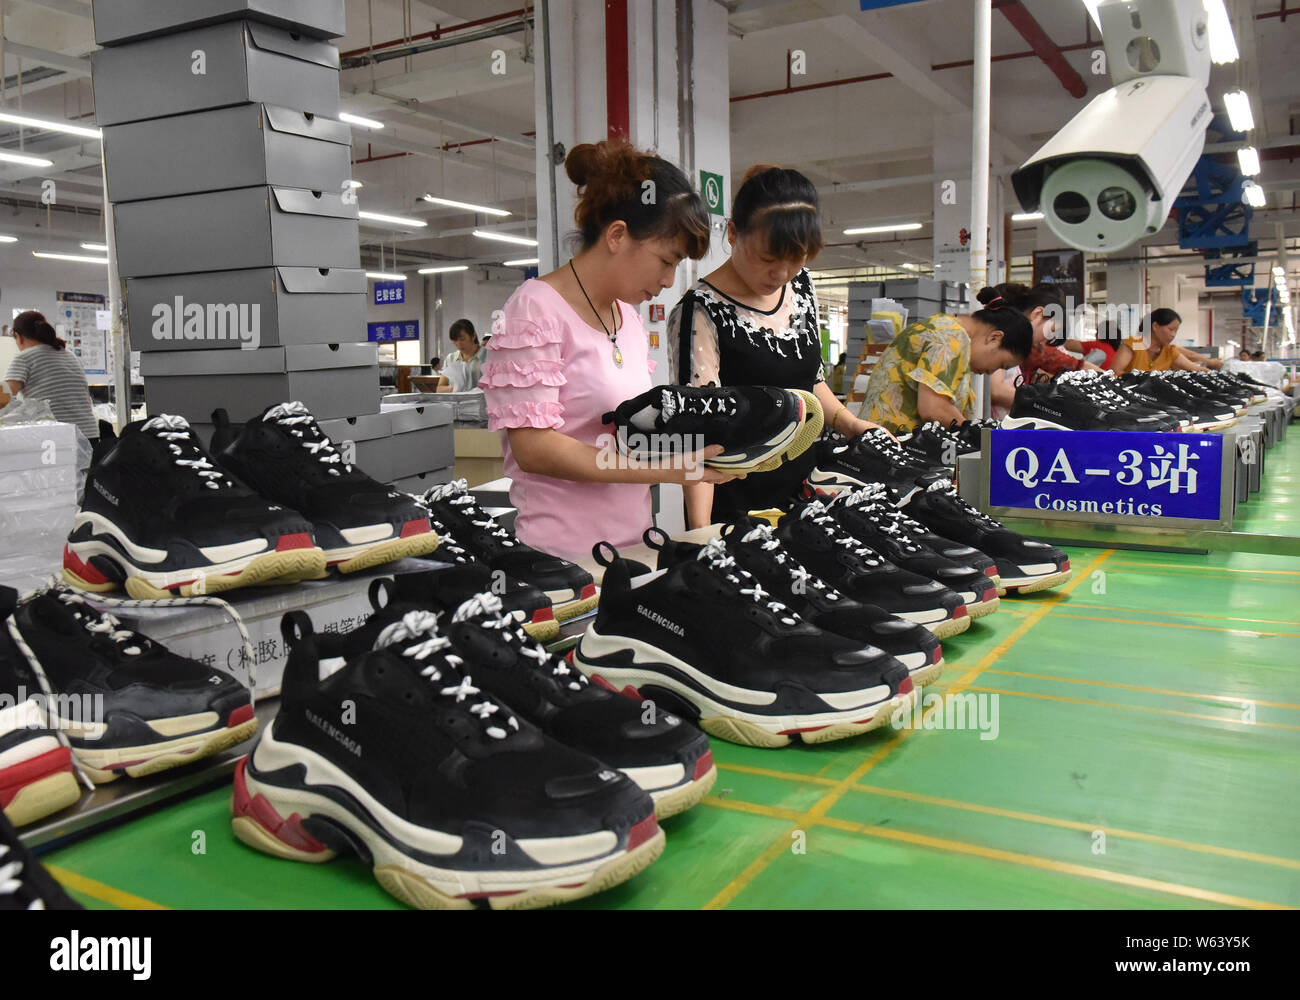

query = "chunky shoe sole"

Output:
[[1000, 568, 1074, 594], [0, 743, 81, 827], [231, 751, 664, 910], [626, 754, 717, 821], [521, 617, 561, 643], [708, 390, 825, 476], [327, 530, 443, 575], [966, 596, 1001, 620], [71, 710, 257, 783], [547, 584, 600, 623], [574, 635, 913, 749], [64, 545, 327, 600]]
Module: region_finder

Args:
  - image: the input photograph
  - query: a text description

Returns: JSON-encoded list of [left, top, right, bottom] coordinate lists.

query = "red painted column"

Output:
[[605, 0, 630, 140]]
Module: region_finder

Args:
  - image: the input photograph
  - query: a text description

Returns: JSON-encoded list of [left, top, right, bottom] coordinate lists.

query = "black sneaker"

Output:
[[419, 480, 597, 622], [776, 501, 971, 638], [232, 610, 663, 909], [573, 539, 915, 748], [351, 588, 716, 820], [603, 384, 823, 475], [1167, 371, 1250, 412], [63, 415, 326, 599], [1054, 373, 1183, 431], [896, 479, 1073, 594], [0, 809, 82, 909], [1118, 374, 1237, 430], [0, 587, 80, 827], [657, 524, 945, 687], [899, 420, 996, 472], [1004, 380, 1168, 432], [828, 487, 1001, 619], [415, 514, 559, 643], [10, 586, 256, 783], [214, 402, 441, 575], [806, 428, 938, 497]]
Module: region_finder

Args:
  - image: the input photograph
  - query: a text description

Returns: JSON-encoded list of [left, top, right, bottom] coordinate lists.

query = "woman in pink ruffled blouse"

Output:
[[482, 140, 737, 563]]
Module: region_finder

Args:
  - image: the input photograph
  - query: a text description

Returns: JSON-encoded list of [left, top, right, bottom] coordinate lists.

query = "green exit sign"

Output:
[[700, 170, 725, 216]]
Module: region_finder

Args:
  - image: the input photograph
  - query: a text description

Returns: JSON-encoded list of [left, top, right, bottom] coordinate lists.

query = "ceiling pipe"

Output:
[[340, 7, 532, 59], [993, 0, 1088, 99], [341, 19, 531, 69]]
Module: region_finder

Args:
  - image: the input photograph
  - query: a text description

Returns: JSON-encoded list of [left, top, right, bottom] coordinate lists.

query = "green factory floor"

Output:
[[41, 430, 1300, 910]]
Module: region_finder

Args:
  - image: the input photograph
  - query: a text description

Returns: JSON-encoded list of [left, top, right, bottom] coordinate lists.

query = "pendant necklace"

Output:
[[570, 260, 623, 368]]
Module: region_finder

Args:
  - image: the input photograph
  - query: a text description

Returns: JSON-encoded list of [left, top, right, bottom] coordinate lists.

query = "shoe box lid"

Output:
[[103, 103, 353, 204], [0, 422, 79, 474], [112, 184, 359, 278], [391, 467, 454, 497], [380, 401, 454, 434], [92, 21, 340, 127], [93, 0, 345, 46], [140, 342, 375, 377], [126, 266, 366, 353]]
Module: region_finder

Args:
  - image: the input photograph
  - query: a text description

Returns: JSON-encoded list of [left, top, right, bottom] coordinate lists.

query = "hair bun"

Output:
[[564, 143, 601, 187], [975, 286, 1002, 307]]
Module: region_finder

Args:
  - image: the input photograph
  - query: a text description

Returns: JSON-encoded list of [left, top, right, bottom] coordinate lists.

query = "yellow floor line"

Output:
[[980, 668, 1300, 711], [701, 549, 1115, 910], [1109, 560, 1300, 578], [967, 685, 1300, 731], [714, 763, 1300, 871], [1066, 604, 1300, 629], [1046, 612, 1300, 638], [702, 797, 1290, 909], [46, 865, 169, 910]]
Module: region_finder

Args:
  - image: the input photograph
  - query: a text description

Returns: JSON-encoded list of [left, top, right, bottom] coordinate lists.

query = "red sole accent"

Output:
[[692, 750, 715, 782], [231, 758, 329, 855], [275, 532, 314, 552], [898, 676, 914, 695], [0, 746, 75, 809], [779, 725, 830, 735], [626, 813, 661, 851], [400, 519, 432, 538], [532, 607, 556, 623], [930, 645, 944, 664], [1061, 558, 1071, 572], [579, 583, 597, 600], [984, 566, 998, 577], [952, 605, 969, 619], [63, 545, 111, 586], [227, 703, 255, 728]]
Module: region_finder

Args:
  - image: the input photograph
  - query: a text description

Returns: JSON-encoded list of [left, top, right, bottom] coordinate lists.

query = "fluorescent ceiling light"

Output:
[[1237, 147, 1261, 176], [423, 195, 510, 217], [80, 242, 108, 252], [0, 150, 54, 167], [503, 258, 540, 267], [1242, 181, 1265, 208], [1082, 0, 1103, 31], [473, 229, 539, 246], [1203, 0, 1238, 65], [32, 251, 108, 264], [843, 222, 923, 236], [1272, 265, 1286, 277], [358, 210, 427, 228], [1223, 90, 1254, 132], [0, 110, 101, 139], [347, 180, 363, 188], [366, 272, 406, 281], [0, 235, 17, 243], [417, 265, 470, 274], [339, 112, 384, 129], [901, 263, 918, 271], [1012, 211, 1045, 222]]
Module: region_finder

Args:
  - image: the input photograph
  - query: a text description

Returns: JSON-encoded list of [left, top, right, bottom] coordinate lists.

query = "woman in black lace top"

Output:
[[667, 164, 887, 528]]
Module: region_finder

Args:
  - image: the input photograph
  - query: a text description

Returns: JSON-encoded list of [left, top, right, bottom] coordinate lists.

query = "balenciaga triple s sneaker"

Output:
[[419, 480, 597, 622], [573, 539, 915, 748], [63, 415, 326, 599], [604, 384, 824, 475], [10, 586, 256, 782], [232, 610, 663, 909], [214, 402, 441, 574], [350, 587, 716, 820], [0, 587, 80, 826], [806, 427, 938, 497]]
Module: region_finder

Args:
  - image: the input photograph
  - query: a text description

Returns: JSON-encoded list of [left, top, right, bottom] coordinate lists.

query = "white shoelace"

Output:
[[423, 480, 516, 547], [264, 402, 352, 477], [840, 487, 926, 554], [144, 415, 229, 491], [373, 610, 517, 740], [662, 388, 737, 421], [799, 502, 885, 567], [452, 594, 586, 692], [0, 844, 42, 910], [56, 592, 144, 656], [919, 478, 1003, 529], [698, 538, 799, 625], [739, 523, 840, 602]]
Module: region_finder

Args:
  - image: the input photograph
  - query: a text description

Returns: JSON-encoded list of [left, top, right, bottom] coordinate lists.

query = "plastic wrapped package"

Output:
[[0, 419, 82, 593]]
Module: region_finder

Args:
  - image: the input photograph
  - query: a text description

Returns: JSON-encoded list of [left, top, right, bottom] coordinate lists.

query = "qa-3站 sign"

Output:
[[988, 430, 1225, 523]]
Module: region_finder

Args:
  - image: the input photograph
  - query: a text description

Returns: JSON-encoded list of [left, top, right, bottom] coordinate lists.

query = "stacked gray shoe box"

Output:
[[92, 2, 373, 428], [382, 402, 456, 493]]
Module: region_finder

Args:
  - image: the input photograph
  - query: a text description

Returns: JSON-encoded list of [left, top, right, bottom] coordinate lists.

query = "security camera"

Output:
[[1011, 0, 1212, 253]]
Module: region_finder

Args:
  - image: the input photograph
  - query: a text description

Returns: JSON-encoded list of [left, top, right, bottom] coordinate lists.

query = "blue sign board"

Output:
[[988, 430, 1224, 521], [373, 280, 405, 305], [859, 0, 927, 8], [367, 319, 420, 342]]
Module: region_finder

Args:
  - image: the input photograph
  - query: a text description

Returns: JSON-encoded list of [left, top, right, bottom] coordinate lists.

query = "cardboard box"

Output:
[[141, 342, 379, 423], [382, 402, 454, 479], [92, 21, 341, 127], [94, 0, 346, 46], [392, 467, 453, 495], [126, 266, 366, 352], [104, 104, 352, 203], [113, 185, 359, 278], [318, 411, 395, 484]]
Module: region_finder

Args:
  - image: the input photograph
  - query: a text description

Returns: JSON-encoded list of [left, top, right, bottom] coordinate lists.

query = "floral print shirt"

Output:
[[857, 313, 974, 434]]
